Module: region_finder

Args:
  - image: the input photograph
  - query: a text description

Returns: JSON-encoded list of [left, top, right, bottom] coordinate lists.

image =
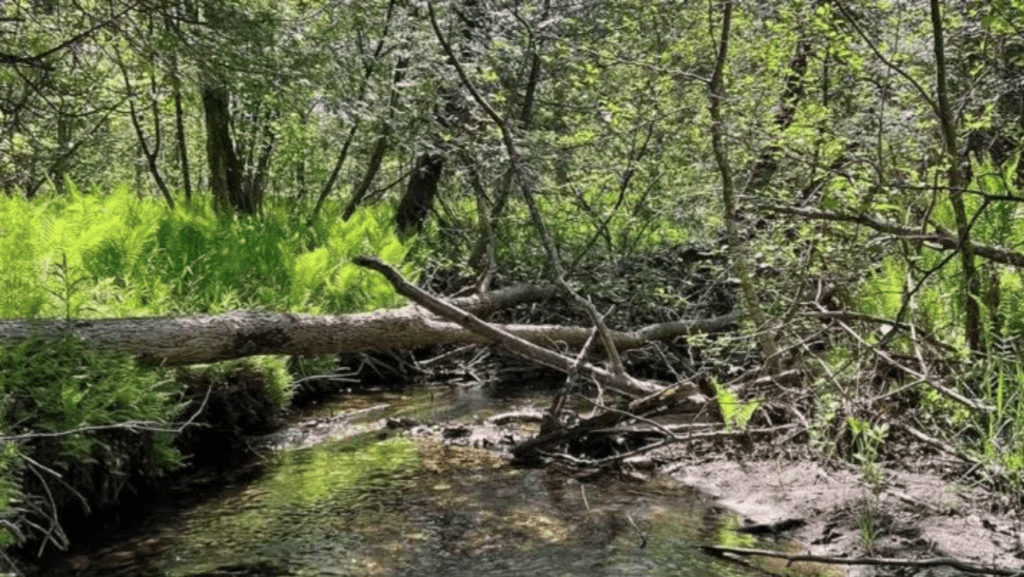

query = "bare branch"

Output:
[[702, 545, 1022, 576], [761, 204, 1024, 268], [354, 255, 674, 398]]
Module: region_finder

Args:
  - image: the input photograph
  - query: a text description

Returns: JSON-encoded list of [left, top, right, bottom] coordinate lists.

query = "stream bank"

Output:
[[27, 357, 1024, 577], [35, 382, 843, 577]]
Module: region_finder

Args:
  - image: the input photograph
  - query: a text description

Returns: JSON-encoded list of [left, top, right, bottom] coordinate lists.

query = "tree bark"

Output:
[[202, 81, 252, 215], [395, 151, 444, 233], [0, 286, 736, 368]]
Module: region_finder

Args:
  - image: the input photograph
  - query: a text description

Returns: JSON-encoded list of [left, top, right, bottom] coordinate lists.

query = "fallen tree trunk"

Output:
[[0, 284, 737, 368]]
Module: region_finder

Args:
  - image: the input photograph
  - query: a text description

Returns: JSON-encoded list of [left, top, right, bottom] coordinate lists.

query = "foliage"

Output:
[[0, 335, 182, 552], [6, 0, 1024, 556], [713, 380, 761, 432], [178, 356, 294, 412], [846, 416, 888, 489], [0, 186, 414, 318]]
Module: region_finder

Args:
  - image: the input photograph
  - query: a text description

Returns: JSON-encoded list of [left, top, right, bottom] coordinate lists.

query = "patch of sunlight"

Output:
[[507, 510, 571, 544]]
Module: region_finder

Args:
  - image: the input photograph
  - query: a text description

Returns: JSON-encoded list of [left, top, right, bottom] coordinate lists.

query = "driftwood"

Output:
[[701, 545, 1023, 576], [0, 280, 737, 368]]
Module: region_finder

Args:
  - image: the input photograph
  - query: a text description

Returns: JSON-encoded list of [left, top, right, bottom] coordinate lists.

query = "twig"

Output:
[[827, 310, 990, 412], [0, 382, 212, 442], [701, 544, 1024, 576], [626, 514, 648, 549], [22, 456, 70, 556], [896, 422, 973, 462]]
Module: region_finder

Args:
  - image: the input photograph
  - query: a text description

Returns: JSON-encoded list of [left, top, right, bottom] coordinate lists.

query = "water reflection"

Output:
[[150, 433, 758, 577], [47, 388, 789, 577]]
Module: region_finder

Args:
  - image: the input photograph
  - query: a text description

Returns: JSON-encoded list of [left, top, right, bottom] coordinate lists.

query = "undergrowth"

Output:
[[0, 183, 414, 318], [0, 336, 181, 559], [0, 185, 418, 567]]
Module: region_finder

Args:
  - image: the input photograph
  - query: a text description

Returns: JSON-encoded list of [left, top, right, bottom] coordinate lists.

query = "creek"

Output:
[[44, 383, 788, 577]]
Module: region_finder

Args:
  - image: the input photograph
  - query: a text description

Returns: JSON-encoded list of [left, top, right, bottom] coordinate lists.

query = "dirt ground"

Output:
[[667, 456, 1024, 576]]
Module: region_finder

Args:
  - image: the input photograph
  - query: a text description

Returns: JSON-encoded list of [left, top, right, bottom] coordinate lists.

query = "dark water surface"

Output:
[[47, 386, 773, 576]]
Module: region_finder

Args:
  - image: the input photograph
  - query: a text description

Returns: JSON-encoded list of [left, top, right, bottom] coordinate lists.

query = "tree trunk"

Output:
[[342, 57, 408, 221], [202, 81, 252, 215], [930, 0, 982, 353], [120, 55, 175, 209], [308, 0, 398, 226], [708, 0, 779, 371], [0, 286, 736, 367], [395, 151, 444, 234]]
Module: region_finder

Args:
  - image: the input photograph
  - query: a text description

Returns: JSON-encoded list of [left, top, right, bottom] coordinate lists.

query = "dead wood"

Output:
[[352, 255, 719, 463], [354, 256, 690, 398], [701, 545, 1022, 576], [0, 280, 735, 368]]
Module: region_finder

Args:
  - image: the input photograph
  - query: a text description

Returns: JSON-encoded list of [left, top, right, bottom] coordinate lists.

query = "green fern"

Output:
[[713, 381, 760, 431], [0, 184, 415, 319]]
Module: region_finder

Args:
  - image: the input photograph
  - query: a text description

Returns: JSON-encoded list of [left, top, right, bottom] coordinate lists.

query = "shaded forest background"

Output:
[[3, 0, 1024, 565]]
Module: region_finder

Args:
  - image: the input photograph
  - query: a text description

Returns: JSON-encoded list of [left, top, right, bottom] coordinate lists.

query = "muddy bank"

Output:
[[669, 458, 1024, 576], [384, 401, 1024, 577]]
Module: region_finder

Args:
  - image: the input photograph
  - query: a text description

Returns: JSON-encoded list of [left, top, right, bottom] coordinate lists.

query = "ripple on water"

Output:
[[48, 389, 825, 577], [131, 435, 777, 577]]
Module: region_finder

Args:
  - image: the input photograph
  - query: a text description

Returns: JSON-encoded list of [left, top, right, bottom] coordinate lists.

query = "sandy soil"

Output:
[[668, 457, 1024, 576]]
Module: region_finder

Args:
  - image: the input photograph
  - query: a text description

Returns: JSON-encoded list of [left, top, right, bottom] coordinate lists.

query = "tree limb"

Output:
[[354, 256, 677, 397], [761, 204, 1024, 268], [701, 545, 1022, 576]]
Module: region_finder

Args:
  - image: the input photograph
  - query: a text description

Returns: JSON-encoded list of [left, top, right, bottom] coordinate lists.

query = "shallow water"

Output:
[[47, 385, 784, 576]]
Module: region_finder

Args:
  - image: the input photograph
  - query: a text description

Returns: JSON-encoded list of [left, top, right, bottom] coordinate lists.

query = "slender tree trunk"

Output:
[[930, 0, 982, 352], [343, 57, 408, 221], [172, 62, 192, 203], [53, 116, 70, 194], [708, 0, 779, 371], [310, 125, 357, 224], [468, 46, 544, 268], [744, 18, 815, 195], [120, 57, 175, 209], [394, 0, 486, 233], [165, 7, 193, 203], [308, 0, 397, 225], [240, 105, 275, 213]]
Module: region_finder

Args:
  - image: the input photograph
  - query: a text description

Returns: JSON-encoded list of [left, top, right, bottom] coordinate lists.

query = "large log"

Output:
[[0, 284, 737, 368]]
